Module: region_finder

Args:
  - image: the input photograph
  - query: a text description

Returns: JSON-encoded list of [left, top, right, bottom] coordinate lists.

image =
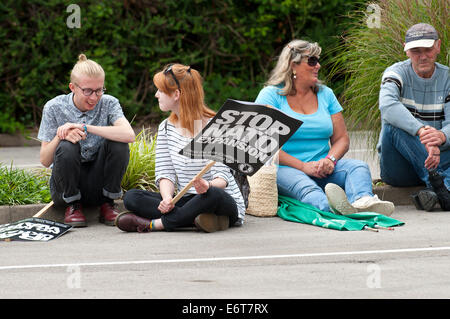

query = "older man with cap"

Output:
[[378, 23, 450, 211]]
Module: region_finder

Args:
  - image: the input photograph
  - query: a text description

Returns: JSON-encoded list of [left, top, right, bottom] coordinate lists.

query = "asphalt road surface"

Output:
[[1, 205, 449, 302]]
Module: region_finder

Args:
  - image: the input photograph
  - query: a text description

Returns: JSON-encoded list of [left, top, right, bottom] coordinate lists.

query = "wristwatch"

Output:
[[326, 155, 337, 165]]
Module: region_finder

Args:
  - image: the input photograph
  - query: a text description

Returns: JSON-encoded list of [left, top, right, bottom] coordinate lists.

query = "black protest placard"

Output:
[[179, 99, 302, 176], [0, 218, 72, 242]]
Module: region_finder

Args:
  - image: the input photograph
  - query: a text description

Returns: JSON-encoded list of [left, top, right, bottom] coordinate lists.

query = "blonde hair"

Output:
[[153, 64, 215, 136], [70, 54, 105, 82], [266, 39, 322, 95]]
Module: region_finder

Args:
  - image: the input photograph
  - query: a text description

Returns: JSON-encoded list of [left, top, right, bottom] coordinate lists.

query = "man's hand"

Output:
[[424, 144, 440, 169], [419, 125, 446, 146], [418, 126, 445, 169], [57, 123, 86, 144], [63, 127, 86, 144]]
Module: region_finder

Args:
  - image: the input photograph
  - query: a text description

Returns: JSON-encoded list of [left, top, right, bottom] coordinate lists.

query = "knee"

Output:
[[352, 159, 370, 171], [106, 140, 129, 152], [286, 178, 323, 200], [383, 123, 401, 136], [205, 186, 223, 201], [105, 140, 129, 161], [56, 140, 80, 154], [123, 189, 140, 211], [383, 123, 415, 142], [55, 141, 81, 161]]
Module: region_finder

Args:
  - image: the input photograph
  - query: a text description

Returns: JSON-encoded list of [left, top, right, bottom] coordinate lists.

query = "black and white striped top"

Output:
[[155, 119, 246, 224]]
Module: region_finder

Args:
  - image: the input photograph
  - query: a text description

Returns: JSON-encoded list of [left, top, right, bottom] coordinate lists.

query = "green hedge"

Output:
[[0, 0, 361, 133]]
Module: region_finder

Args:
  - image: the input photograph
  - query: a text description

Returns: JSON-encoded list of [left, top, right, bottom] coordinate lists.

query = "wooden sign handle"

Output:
[[33, 201, 54, 218], [171, 161, 216, 205]]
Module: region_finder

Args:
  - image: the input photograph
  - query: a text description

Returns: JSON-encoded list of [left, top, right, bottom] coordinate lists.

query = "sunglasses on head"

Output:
[[304, 55, 320, 67], [163, 64, 181, 91]]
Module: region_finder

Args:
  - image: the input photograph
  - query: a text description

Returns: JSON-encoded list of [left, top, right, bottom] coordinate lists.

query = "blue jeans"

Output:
[[277, 159, 373, 212], [379, 123, 450, 189]]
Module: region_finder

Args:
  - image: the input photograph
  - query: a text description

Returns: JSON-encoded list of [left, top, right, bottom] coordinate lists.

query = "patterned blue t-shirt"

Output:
[[255, 85, 343, 163]]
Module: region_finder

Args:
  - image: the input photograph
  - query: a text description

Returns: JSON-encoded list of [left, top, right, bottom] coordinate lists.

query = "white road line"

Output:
[[1, 246, 449, 271]]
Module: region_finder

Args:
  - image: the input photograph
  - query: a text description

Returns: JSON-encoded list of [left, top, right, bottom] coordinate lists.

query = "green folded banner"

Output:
[[277, 195, 404, 231]]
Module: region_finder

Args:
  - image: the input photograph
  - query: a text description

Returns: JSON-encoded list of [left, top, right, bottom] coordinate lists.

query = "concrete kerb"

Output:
[[0, 186, 422, 225], [0, 201, 126, 225]]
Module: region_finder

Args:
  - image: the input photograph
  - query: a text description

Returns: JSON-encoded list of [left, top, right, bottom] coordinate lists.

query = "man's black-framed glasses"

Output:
[[164, 64, 181, 91], [304, 55, 320, 67], [75, 83, 106, 96]]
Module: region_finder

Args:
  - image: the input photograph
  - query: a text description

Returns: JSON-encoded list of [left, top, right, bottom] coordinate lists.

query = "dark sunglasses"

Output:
[[304, 55, 320, 67], [163, 64, 181, 91]]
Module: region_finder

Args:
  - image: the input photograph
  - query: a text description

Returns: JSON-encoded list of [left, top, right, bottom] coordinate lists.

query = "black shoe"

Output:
[[411, 188, 438, 211], [428, 170, 450, 211]]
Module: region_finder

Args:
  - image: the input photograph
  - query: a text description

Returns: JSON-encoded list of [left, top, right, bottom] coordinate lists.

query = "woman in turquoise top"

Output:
[[255, 39, 395, 216]]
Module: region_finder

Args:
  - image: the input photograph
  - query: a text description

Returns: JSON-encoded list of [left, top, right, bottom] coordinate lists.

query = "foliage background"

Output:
[[0, 0, 362, 134]]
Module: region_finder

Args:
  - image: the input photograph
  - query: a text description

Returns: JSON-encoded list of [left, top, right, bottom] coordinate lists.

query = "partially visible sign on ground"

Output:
[[0, 217, 72, 242]]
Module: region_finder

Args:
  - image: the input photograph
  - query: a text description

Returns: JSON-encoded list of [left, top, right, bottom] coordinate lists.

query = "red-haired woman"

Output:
[[115, 64, 246, 233]]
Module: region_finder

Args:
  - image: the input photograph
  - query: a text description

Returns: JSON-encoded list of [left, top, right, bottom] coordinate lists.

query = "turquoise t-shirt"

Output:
[[255, 85, 343, 163]]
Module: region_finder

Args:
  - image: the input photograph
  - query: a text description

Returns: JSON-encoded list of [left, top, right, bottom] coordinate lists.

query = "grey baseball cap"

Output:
[[404, 23, 439, 51]]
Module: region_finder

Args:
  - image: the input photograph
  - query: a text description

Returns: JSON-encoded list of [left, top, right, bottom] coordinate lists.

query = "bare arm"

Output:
[[328, 112, 350, 159], [57, 117, 135, 143], [40, 138, 60, 168], [158, 178, 176, 214], [40, 128, 86, 167], [314, 112, 349, 178]]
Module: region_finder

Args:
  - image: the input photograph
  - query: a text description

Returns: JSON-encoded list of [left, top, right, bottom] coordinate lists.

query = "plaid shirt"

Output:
[[37, 92, 125, 162]]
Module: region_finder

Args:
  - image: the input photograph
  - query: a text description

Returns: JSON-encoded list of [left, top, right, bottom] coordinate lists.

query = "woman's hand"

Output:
[[316, 158, 335, 177], [158, 197, 174, 214], [193, 178, 210, 194], [301, 161, 320, 178]]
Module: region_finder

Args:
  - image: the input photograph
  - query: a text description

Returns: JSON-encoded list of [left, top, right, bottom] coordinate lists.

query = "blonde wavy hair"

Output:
[[70, 54, 105, 82], [266, 39, 322, 95], [153, 63, 215, 136]]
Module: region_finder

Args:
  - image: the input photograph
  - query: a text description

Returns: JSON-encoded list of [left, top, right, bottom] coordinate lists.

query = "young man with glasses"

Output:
[[378, 23, 450, 211], [37, 54, 135, 227]]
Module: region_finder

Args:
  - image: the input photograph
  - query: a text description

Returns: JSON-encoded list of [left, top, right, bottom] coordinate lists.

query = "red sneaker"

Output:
[[99, 202, 120, 226], [64, 202, 87, 227]]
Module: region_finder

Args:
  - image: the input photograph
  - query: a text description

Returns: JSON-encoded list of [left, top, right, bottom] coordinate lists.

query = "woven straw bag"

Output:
[[246, 158, 278, 217]]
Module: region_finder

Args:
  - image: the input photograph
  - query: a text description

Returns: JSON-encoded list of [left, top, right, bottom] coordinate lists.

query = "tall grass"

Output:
[[0, 164, 51, 205], [121, 128, 158, 192], [328, 0, 449, 149]]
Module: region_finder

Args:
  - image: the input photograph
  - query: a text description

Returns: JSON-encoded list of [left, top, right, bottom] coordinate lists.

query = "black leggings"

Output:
[[123, 187, 239, 231]]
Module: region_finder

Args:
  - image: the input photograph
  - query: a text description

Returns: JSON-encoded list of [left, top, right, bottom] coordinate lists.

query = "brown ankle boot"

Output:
[[194, 213, 229, 233], [115, 212, 152, 233]]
